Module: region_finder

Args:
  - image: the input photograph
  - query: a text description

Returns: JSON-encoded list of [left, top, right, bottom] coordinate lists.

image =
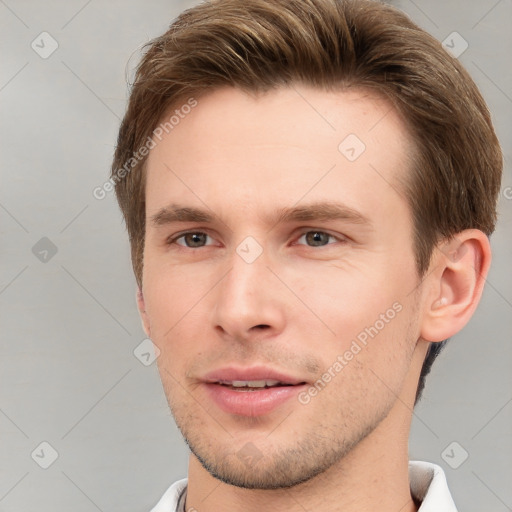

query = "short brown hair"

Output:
[[111, 0, 502, 402]]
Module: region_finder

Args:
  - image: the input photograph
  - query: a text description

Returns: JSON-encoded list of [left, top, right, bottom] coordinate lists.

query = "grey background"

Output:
[[1, 0, 510, 510]]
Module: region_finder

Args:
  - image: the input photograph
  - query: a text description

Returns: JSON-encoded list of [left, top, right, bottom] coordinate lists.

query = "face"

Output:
[[140, 86, 424, 489]]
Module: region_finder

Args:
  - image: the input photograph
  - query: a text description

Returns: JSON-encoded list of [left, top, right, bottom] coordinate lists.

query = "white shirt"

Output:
[[150, 461, 458, 512]]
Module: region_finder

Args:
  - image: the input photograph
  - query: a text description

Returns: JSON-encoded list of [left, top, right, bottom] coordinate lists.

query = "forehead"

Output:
[[144, 86, 413, 224]]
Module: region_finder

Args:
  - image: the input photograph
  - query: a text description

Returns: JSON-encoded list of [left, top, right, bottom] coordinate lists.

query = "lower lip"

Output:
[[204, 383, 305, 417]]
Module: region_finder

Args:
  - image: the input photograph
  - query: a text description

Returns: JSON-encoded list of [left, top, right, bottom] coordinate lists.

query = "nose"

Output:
[[211, 246, 286, 342]]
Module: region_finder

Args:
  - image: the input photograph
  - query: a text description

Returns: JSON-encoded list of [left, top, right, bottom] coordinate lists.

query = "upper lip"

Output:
[[201, 366, 307, 385]]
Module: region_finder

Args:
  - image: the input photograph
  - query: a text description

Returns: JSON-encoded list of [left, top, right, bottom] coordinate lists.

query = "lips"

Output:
[[201, 366, 307, 416], [203, 367, 306, 386], [218, 379, 285, 389]]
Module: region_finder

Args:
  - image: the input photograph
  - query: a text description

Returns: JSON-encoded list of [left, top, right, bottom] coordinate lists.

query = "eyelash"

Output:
[[166, 230, 345, 249]]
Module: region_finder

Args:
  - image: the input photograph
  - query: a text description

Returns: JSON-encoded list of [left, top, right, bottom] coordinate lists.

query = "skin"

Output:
[[138, 86, 491, 512]]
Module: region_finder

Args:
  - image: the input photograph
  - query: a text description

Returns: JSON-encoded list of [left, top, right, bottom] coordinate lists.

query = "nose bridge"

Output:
[[212, 239, 284, 337], [223, 242, 271, 311]]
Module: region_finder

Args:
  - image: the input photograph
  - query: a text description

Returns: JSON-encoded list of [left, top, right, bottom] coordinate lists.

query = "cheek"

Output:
[[311, 301, 418, 422], [143, 260, 214, 362], [287, 262, 419, 404], [143, 261, 205, 328], [286, 261, 408, 342]]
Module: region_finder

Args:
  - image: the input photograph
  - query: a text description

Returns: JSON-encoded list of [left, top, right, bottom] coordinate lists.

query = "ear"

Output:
[[136, 288, 151, 338], [420, 229, 492, 343]]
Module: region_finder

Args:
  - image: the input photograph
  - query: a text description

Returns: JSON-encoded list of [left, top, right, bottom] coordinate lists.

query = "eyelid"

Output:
[[293, 229, 346, 246], [166, 229, 216, 247]]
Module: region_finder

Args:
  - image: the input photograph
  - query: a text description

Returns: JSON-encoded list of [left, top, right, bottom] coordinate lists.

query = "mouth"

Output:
[[201, 367, 308, 416], [214, 379, 305, 391]]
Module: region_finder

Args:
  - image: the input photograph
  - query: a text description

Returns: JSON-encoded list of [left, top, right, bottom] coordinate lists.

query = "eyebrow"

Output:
[[150, 201, 371, 228]]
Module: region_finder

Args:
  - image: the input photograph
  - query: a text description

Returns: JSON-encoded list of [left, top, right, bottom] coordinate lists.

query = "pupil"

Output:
[[307, 232, 328, 246], [187, 233, 206, 247]]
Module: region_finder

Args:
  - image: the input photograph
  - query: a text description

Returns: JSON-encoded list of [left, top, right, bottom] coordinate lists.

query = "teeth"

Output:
[[230, 379, 281, 388]]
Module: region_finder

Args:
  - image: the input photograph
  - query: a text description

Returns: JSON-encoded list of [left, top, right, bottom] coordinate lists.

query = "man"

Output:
[[111, 0, 502, 510]]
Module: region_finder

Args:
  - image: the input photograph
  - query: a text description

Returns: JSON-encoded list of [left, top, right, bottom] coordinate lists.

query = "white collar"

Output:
[[409, 460, 458, 511], [150, 461, 457, 512]]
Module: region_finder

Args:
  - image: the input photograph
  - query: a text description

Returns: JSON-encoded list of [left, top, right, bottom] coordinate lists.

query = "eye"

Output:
[[170, 231, 213, 248], [168, 230, 343, 249], [296, 231, 339, 247]]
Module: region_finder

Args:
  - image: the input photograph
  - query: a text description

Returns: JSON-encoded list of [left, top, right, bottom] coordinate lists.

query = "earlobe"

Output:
[[420, 230, 491, 343], [136, 288, 151, 337]]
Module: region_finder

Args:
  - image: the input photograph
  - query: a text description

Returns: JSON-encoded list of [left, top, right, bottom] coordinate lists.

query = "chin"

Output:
[[183, 432, 354, 490]]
